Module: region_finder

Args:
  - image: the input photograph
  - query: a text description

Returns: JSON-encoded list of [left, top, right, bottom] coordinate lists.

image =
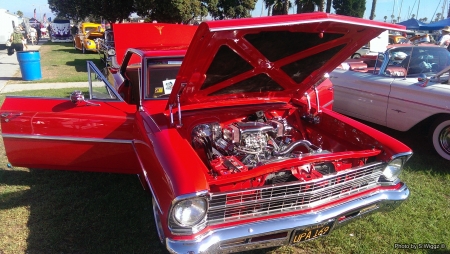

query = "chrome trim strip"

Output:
[[1, 133, 133, 144], [131, 141, 163, 214], [166, 184, 409, 254], [390, 152, 413, 161]]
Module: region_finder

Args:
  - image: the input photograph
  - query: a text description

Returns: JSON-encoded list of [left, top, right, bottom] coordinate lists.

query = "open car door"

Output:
[[0, 62, 140, 174]]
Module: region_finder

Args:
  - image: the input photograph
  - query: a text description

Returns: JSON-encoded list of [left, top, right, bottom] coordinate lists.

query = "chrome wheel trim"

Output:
[[152, 197, 165, 245], [432, 119, 450, 160], [438, 125, 450, 154]]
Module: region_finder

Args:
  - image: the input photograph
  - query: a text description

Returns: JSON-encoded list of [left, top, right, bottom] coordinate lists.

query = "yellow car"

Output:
[[74, 22, 104, 53], [389, 34, 408, 44]]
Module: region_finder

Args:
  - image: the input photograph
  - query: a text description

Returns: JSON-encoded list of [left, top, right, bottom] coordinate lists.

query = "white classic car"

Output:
[[331, 44, 450, 160]]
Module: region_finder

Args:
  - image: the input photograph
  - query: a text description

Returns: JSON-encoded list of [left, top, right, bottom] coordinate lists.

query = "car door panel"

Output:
[[1, 97, 141, 174], [331, 69, 392, 126], [388, 79, 450, 131]]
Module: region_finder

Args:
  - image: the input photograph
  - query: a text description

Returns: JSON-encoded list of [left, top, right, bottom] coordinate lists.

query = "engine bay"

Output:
[[191, 110, 335, 176], [186, 105, 385, 192]]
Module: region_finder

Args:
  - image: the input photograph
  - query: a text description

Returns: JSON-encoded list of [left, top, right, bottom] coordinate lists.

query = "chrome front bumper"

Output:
[[166, 184, 409, 254]]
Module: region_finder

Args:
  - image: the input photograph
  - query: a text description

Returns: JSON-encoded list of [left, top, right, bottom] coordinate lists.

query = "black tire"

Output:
[[430, 116, 450, 160], [351, 53, 361, 59], [152, 197, 166, 246]]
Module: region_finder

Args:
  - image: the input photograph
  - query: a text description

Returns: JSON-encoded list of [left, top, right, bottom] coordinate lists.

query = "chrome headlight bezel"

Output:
[[173, 197, 207, 227], [380, 152, 412, 183], [169, 192, 209, 235]]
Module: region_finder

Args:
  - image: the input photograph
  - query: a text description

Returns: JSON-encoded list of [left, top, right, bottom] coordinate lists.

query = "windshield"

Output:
[[85, 26, 99, 33], [384, 46, 450, 77]]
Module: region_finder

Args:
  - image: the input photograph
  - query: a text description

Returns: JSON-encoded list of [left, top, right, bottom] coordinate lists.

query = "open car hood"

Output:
[[167, 13, 404, 109]]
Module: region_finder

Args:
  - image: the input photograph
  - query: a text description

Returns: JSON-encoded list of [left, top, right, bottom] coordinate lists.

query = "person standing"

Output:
[[10, 26, 24, 53], [437, 26, 450, 47], [36, 24, 42, 43]]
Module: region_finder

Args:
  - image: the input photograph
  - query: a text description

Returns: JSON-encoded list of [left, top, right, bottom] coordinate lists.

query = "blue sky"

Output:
[[1, 0, 444, 23], [252, 0, 444, 22]]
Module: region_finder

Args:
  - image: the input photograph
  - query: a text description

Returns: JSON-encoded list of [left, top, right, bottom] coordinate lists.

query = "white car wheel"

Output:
[[431, 116, 450, 160], [152, 197, 166, 246], [351, 53, 361, 59]]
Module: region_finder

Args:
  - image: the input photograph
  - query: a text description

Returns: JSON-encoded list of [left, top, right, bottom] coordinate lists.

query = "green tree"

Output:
[[16, 10, 23, 18], [135, 0, 207, 24], [206, 0, 257, 19], [49, 0, 135, 25], [48, 0, 93, 23], [332, 0, 366, 18], [369, 0, 376, 20], [383, 15, 387, 22], [93, 0, 135, 24]]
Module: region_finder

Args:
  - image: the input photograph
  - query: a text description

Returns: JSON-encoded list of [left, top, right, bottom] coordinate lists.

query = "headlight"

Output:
[[107, 48, 115, 56], [381, 154, 411, 182], [173, 198, 207, 227]]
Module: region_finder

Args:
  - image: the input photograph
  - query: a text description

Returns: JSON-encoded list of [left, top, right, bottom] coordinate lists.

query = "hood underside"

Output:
[[168, 13, 404, 109]]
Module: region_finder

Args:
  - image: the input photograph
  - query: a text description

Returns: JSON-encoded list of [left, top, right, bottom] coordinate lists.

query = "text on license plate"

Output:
[[291, 220, 335, 243]]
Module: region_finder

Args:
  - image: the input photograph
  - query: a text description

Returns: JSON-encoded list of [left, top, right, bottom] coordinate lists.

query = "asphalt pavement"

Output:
[[0, 39, 86, 94]]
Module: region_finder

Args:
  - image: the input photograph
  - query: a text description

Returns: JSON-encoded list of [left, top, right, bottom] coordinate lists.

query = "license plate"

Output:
[[290, 220, 335, 244]]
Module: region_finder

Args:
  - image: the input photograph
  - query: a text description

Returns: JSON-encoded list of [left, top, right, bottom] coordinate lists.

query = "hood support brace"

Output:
[[170, 83, 186, 128]]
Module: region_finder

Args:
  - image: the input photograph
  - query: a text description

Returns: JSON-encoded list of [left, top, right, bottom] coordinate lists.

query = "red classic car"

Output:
[[1, 14, 411, 253]]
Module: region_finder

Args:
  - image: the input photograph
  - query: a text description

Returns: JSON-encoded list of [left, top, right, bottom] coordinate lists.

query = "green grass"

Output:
[[12, 41, 103, 83], [0, 91, 449, 253]]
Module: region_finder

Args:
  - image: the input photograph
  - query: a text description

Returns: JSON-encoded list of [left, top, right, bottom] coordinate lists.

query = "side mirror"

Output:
[[70, 90, 100, 106]]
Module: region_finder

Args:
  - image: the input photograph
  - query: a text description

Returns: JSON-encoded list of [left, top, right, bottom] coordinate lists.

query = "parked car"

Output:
[[97, 28, 116, 67], [74, 22, 104, 53], [332, 44, 450, 160], [389, 34, 408, 44], [1, 14, 412, 253]]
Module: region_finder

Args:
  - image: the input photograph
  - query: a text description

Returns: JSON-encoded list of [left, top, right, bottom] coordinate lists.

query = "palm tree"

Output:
[[263, 0, 276, 16], [272, 0, 290, 15], [397, 16, 401, 22], [369, 0, 377, 20], [390, 14, 395, 23], [384, 15, 387, 22], [435, 13, 441, 22], [423, 17, 428, 23], [295, 0, 323, 13], [326, 0, 332, 13], [411, 14, 415, 19]]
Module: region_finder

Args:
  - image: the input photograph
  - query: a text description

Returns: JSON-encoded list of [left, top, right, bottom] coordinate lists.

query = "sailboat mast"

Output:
[[398, 0, 404, 22], [392, 0, 396, 22], [416, 0, 420, 18]]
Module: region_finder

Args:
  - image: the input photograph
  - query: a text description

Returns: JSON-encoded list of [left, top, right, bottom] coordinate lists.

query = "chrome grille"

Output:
[[207, 162, 385, 225]]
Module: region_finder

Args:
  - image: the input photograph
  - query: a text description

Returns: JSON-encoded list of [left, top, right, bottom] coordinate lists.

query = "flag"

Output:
[[34, 8, 36, 19]]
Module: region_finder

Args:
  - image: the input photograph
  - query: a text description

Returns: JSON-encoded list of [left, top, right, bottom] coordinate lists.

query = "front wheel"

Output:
[[431, 116, 450, 160]]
